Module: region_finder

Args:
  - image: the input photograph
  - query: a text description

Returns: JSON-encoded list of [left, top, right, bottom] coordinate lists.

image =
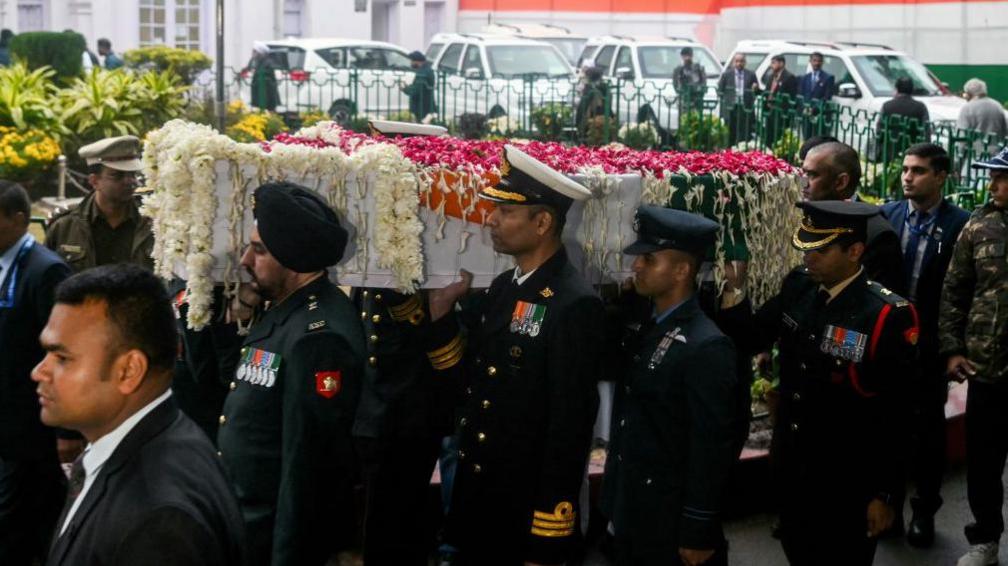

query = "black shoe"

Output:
[[907, 514, 935, 548]]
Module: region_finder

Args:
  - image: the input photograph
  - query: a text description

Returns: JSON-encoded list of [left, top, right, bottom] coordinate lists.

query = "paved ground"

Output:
[[582, 464, 1004, 565]]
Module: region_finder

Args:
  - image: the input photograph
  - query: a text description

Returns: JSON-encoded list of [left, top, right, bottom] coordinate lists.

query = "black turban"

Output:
[[253, 182, 348, 272]]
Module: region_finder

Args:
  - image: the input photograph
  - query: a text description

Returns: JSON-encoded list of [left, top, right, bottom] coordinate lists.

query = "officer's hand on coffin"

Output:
[[428, 269, 473, 321], [946, 354, 977, 383]]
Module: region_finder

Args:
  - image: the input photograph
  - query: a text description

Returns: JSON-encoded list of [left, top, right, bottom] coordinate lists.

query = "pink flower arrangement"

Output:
[[266, 127, 795, 177]]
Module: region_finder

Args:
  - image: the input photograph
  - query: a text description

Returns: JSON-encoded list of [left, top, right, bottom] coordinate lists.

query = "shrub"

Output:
[[57, 68, 189, 150], [123, 45, 211, 84], [619, 122, 659, 150], [457, 113, 488, 140], [9, 31, 85, 80], [531, 102, 573, 141], [584, 115, 620, 146], [0, 126, 61, 182], [347, 116, 374, 134], [225, 111, 287, 143], [772, 129, 801, 163], [678, 112, 729, 152], [299, 108, 328, 128], [0, 63, 61, 133]]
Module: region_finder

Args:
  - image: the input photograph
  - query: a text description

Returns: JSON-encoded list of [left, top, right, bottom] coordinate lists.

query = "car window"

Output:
[[576, 44, 598, 68], [593, 45, 616, 74], [382, 49, 413, 71], [737, 51, 769, 71], [347, 47, 405, 70], [850, 54, 941, 97], [485, 45, 572, 78], [266, 46, 305, 70], [637, 46, 720, 79], [542, 38, 585, 65], [461, 46, 484, 78], [426, 42, 445, 61], [614, 46, 634, 76], [438, 42, 464, 74], [315, 47, 346, 69]]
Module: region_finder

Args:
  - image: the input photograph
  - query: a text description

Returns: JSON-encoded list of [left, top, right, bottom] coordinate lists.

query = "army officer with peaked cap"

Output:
[[602, 206, 743, 566], [718, 200, 919, 566], [422, 145, 606, 565], [216, 181, 366, 566]]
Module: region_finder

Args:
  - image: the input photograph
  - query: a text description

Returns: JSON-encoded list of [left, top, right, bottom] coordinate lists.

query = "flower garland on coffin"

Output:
[[281, 122, 802, 306], [141, 119, 424, 330]]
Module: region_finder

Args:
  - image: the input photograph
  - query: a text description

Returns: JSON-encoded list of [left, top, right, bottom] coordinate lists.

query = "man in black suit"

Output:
[[800, 140, 907, 296], [880, 143, 970, 547], [876, 77, 930, 162], [717, 53, 759, 145], [0, 181, 70, 566], [798, 52, 835, 138], [602, 206, 742, 566], [32, 265, 245, 566], [763, 54, 799, 146]]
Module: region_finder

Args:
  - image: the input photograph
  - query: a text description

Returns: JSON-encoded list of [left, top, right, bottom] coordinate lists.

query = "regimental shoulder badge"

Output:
[[315, 371, 342, 398], [510, 301, 547, 337], [820, 325, 868, 363], [648, 327, 686, 370], [236, 347, 282, 388]]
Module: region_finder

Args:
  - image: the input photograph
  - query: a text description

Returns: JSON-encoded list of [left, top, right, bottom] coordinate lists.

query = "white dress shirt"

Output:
[[512, 266, 536, 286], [59, 389, 173, 536], [820, 266, 864, 304]]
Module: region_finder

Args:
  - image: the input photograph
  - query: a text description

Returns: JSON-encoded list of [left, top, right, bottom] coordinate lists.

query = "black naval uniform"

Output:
[[602, 297, 739, 566], [217, 276, 365, 566], [722, 266, 919, 565], [425, 248, 604, 565], [352, 288, 457, 565]]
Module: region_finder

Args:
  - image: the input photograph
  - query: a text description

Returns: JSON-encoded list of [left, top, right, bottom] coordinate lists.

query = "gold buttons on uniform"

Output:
[[477, 432, 487, 443], [230, 382, 237, 391], [363, 290, 369, 298], [481, 400, 491, 409], [219, 415, 227, 425], [486, 366, 497, 376], [459, 417, 467, 426], [360, 311, 367, 320], [793, 393, 801, 401], [217, 451, 222, 457], [375, 294, 383, 302], [370, 335, 378, 343], [473, 464, 482, 473], [372, 314, 381, 323], [791, 423, 799, 432], [458, 450, 466, 460], [369, 356, 377, 367]]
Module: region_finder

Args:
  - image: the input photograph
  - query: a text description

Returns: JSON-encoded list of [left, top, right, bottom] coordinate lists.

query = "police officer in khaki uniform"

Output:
[[423, 145, 605, 566], [216, 182, 365, 566], [720, 201, 919, 566], [45, 135, 154, 272]]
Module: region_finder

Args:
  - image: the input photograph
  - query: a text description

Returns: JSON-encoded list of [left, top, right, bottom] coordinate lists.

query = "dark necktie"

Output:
[[65, 452, 87, 505], [903, 211, 930, 275]]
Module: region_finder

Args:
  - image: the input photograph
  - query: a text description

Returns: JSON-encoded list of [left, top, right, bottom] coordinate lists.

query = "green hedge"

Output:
[[9, 31, 84, 80]]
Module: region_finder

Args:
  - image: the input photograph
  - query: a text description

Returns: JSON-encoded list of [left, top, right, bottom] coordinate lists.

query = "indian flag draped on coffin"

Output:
[[140, 119, 801, 330]]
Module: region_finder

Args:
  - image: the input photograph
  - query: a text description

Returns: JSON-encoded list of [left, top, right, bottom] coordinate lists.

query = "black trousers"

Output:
[[907, 354, 948, 516], [779, 495, 878, 566], [613, 534, 727, 566], [356, 435, 442, 566], [0, 448, 67, 566], [964, 380, 1008, 544]]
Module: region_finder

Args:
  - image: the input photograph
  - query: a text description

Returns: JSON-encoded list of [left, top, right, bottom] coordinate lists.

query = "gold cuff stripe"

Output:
[[389, 295, 425, 325], [429, 347, 464, 366], [431, 353, 463, 370], [531, 526, 573, 537], [427, 334, 463, 359], [481, 186, 527, 202], [532, 518, 576, 530], [428, 334, 465, 370]]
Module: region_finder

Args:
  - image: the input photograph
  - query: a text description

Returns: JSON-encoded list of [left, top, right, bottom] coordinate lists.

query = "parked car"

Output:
[[578, 35, 724, 132], [238, 38, 416, 123], [725, 39, 966, 124], [482, 22, 588, 66], [427, 32, 576, 126]]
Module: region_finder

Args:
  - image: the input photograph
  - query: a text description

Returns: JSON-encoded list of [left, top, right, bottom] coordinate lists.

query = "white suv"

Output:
[[578, 36, 724, 132], [481, 23, 587, 66], [239, 38, 415, 123], [725, 40, 966, 125], [427, 33, 576, 125]]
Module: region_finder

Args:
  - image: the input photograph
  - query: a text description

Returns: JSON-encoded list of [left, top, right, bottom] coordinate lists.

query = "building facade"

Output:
[[0, 0, 456, 71]]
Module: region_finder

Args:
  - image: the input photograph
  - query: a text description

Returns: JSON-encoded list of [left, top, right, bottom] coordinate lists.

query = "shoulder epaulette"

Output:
[[866, 280, 910, 308]]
